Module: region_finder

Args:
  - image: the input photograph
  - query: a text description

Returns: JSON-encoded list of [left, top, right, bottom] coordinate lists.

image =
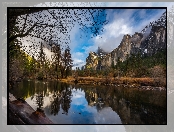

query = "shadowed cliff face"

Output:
[[85, 12, 166, 70], [141, 26, 166, 56]]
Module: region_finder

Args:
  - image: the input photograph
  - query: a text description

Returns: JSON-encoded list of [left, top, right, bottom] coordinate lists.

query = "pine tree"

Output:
[[61, 46, 73, 78], [37, 42, 46, 79], [51, 44, 61, 80]]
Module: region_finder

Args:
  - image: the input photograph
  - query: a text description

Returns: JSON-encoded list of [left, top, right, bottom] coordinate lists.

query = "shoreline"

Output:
[[22, 76, 166, 90], [59, 76, 166, 88]]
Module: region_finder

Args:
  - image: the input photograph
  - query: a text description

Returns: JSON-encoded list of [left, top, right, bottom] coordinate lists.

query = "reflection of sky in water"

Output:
[[69, 89, 121, 124], [26, 88, 122, 124]]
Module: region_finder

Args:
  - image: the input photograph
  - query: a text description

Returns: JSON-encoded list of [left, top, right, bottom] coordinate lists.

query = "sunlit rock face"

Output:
[[86, 52, 98, 70], [85, 12, 166, 70]]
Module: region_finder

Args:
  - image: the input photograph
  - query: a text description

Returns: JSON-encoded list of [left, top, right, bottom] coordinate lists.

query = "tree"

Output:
[[51, 43, 61, 80], [9, 38, 28, 87], [60, 46, 73, 78], [8, 9, 53, 44], [60, 84, 72, 115], [23, 54, 36, 78], [37, 42, 47, 80], [9, 9, 108, 46]]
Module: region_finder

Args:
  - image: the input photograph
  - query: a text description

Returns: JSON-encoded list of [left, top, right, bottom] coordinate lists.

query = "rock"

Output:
[[17, 97, 26, 103], [9, 99, 53, 124], [9, 93, 17, 102]]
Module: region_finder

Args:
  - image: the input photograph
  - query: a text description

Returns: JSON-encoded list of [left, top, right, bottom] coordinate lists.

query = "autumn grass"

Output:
[[59, 76, 166, 87]]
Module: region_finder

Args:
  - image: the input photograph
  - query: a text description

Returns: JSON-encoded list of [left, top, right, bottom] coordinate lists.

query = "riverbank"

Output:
[[59, 76, 166, 88], [19, 76, 166, 91], [8, 93, 53, 124]]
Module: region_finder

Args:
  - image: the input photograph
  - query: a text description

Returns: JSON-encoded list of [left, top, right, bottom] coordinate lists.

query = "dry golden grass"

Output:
[[58, 76, 167, 87], [120, 77, 154, 84]]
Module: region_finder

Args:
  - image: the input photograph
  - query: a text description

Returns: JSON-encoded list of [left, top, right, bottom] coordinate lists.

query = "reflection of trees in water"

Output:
[[35, 92, 44, 109], [10, 80, 36, 99], [13, 80, 72, 115], [49, 82, 72, 115], [50, 93, 61, 115], [61, 84, 72, 114], [30, 81, 48, 110], [95, 101, 105, 112], [25, 81, 72, 115]]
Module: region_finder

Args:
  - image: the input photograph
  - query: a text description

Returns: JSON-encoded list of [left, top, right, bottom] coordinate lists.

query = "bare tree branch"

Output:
[[21, 14, 28, 34], [9, 22, 37, 43]]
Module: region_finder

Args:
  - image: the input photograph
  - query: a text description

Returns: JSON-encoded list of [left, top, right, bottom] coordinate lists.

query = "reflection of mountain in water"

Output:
[[82, 85, 166, 124]]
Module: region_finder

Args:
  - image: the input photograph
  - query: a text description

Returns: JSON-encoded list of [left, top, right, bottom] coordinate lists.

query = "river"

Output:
[[9, 79, 166, 124]]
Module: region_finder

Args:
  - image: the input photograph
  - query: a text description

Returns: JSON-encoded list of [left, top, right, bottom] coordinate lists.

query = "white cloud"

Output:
[[72, 52, 86, 69], [92, 13, 134, 52], [94, 107, 122, 124], [72, 94, 83, 99], [72, 89, 85, 99], [43, 47, 54, 61], [82, 45, 98, 54]]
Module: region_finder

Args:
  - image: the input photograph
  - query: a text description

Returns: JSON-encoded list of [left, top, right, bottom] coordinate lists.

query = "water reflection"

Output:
[[36, 82, 72, 116], [10, 80, 166, 124], [35, 93, 44, 109]]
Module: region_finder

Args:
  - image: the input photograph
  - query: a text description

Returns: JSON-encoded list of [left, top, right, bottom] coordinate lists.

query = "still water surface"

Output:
[[10, 80, 166, 124]]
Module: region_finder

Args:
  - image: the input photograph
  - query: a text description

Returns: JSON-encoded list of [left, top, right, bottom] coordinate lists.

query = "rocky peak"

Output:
[[86, 52, 98, 69]]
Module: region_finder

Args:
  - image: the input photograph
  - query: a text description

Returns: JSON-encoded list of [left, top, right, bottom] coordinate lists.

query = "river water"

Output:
[[9, 80, 166, 124]]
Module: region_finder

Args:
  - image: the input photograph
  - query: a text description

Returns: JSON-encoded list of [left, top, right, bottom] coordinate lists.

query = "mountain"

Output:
[[86, 47, 108, 70], [85, 12, 166, 70]]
